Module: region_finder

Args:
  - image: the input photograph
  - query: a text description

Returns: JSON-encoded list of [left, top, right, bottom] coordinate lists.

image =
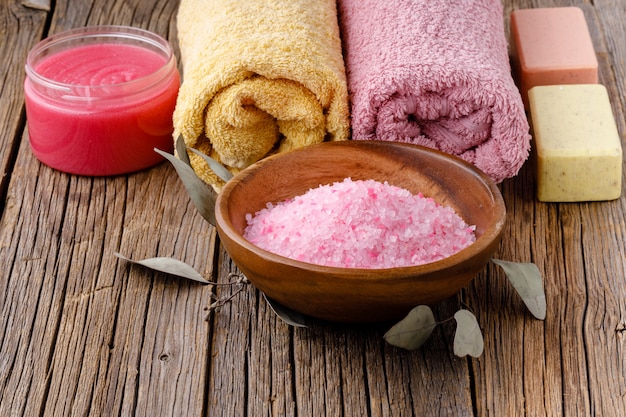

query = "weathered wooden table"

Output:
[[1, 0, 624, 415]]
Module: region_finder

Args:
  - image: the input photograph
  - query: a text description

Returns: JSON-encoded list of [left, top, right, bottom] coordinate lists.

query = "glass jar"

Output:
[[24, 25, 180, 176]]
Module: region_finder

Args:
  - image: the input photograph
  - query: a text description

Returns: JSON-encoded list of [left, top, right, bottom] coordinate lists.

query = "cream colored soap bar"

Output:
[[511, 7, 598, 107], [529, 84, 622, 202]]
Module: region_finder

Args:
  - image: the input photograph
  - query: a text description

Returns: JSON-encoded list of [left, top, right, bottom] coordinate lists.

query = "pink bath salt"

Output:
[[243, 178, 476, 269]]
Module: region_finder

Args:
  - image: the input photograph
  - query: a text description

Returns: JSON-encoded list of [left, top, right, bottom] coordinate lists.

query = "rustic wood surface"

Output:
[[0, 0, 624, 416]]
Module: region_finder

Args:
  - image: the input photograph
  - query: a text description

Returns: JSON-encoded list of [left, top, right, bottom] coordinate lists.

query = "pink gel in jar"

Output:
[[24, 26, 180, 176]]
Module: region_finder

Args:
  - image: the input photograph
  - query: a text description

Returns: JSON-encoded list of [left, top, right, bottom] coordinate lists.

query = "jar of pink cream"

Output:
[[24, 26, 180, 176]]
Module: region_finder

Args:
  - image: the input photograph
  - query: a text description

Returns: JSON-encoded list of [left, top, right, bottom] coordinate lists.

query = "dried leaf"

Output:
[[115, 252, 211, 284], [383, 305, 437, 350], [21, 0, 51, 11], [175, 134, 191, 166], [453, 310, 484, 358], [263, 293, 307, 327], [187, 147, 234, 183], [492, 259, 546, 320], [155, 147, 217, 226]]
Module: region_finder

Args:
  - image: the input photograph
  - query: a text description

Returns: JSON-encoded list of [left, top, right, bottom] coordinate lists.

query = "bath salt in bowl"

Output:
[[215, 141, 506, 323], [243, 178, 477, 268]]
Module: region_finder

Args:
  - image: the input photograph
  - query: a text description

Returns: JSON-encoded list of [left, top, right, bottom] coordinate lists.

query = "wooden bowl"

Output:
[[215, 141, 506, 323]]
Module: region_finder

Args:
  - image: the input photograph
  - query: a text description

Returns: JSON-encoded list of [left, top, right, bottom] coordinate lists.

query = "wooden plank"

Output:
[[0, 1, 47, 208], [0, 0, 217, 416], [469, 160, 541, 416], [594, 0, 626, 110], [0, 4, 53, 415], [469, 2, 626, 416], [579, 5, 626, 413], [208, 250, 476, 416], [0, 137, 215, 416]]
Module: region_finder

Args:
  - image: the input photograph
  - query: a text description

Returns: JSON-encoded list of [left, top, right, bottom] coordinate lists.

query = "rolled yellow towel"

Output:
[[174, 0, 351, 190]]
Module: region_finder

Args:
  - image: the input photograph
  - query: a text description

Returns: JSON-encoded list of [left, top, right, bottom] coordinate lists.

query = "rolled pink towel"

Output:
[[337, 0, 531, 183]]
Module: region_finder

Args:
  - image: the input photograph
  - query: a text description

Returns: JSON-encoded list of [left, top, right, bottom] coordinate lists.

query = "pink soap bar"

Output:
[[510, 7, 598, 106]]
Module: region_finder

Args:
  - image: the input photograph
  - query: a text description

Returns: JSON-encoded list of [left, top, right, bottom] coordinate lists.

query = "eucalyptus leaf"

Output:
[[383, 305, 437, 350], [187, 147, 234, 183], [155, 147, 217, 226], [453, 310, 484, 358], [175, 134, 191, 166], [114, 252, 211, 284], [492, 259, 546, 320], [262, 293, 307, 327]]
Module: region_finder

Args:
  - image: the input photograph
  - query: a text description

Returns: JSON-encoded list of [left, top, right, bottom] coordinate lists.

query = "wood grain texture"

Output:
[[1, 0, 625, 416], [0, 1, 47, 209], [0, 1, 214, 416]]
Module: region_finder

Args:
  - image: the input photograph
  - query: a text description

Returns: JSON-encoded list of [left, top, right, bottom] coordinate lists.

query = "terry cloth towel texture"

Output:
[[174, 0, 350, 190], [337, 0, 531, 183]]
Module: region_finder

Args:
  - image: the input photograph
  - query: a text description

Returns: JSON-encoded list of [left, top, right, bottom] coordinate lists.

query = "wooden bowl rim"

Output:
[[215, 141, 506, 279]]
